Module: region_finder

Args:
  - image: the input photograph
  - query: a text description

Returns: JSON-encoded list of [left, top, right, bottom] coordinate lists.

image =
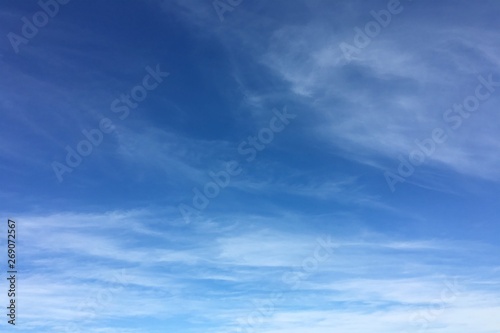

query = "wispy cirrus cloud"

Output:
[[258, 15, 500, 183], [13, 209, 500, 333]]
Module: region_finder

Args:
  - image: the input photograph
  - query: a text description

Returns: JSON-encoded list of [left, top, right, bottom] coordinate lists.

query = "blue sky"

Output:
[[1, 0, 500, 332]]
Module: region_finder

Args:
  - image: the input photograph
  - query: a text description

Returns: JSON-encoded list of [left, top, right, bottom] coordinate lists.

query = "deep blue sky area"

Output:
[[1, 0, 500, 332]]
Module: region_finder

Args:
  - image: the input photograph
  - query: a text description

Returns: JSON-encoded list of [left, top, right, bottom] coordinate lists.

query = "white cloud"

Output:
[[258, 17, 500, 182], [10, 209, 498, 332]]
